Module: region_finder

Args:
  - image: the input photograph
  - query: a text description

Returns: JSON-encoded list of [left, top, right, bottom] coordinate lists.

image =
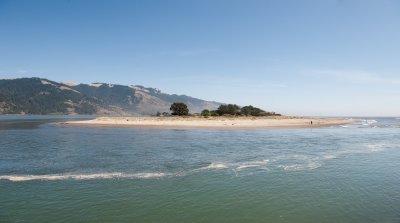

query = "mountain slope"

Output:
[[0, 77, 221, 115]]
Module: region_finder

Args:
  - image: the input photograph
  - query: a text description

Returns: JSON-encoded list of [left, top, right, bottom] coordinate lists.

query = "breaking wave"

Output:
[[278, 162, 321, 171], [0, 143, 389, 182], [196, 160, 269, 172], [363, 143, 387, 152], [0, 172, 167, 182], [361, 119, 378, 126], [197, 162, 229, 170]]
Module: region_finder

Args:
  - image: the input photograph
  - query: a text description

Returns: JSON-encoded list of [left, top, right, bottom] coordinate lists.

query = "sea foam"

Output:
[[0, 172, 167, 182], [1, 143, 388, 182], [279, 162, 321, 171], [198, 162, 229, 170], [364, 143, 386, 152], [236, 160, 269, 170], [361, 119, 378, 126], [197, 160, 269, 171]]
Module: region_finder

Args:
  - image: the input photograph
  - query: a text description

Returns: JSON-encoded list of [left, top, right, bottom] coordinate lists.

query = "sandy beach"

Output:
[[62, 116, 355, 128]]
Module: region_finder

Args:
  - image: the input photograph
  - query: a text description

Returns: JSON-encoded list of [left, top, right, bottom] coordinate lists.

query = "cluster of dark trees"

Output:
[[201, 104, 279, 117], [168, 102, 279, 117], [169, 102, 189, 116]]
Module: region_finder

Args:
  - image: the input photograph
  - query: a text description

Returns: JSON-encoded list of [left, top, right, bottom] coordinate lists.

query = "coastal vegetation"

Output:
[[202, 104, 279, 117], [170, 102, 189, 116], [166, 102, 279, 117]]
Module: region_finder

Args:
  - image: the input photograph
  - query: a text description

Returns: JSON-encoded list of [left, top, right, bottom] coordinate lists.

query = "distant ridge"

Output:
[[0, 77, 221, 115]]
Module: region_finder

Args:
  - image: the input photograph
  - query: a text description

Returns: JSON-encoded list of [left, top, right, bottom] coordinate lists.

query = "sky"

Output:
[[0, 0, 400, 116]]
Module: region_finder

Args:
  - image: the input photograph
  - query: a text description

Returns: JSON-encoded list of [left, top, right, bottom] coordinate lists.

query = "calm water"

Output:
[[1, 116, 400, 222]]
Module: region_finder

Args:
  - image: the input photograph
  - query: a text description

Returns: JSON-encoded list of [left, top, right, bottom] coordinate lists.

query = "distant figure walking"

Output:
[[311, 121, 313, 125]]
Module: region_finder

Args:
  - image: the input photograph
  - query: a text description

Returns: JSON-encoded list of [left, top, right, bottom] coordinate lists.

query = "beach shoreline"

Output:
[[61, 116, 355, 129]]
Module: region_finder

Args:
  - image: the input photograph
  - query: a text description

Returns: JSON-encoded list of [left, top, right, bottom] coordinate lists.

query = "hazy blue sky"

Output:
[[1, 0, 399, 116]]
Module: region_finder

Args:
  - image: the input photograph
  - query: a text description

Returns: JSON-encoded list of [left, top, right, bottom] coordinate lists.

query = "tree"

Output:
[[216, 104, 241, 116], [241, 105, 266, 116], [210, 110, 219, 116], [201, 109, 210, 117], [170, 102, 189, 116]]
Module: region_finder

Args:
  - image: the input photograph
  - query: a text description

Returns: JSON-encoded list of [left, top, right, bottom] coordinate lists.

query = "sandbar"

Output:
[[61, 116, 355, 128]]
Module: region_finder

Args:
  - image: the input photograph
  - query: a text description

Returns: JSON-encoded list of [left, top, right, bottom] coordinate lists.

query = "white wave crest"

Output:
[[0, 172, 167, 182], [236, 164, 261, 169], [279, 162, 321, 171], [361, 119, 377, 126], [322, 154, 337, 160], [323, 143, 387, 160], [197, 159, 270, 172], [198, 162, 229, 170], [236, 160, 269, 170], [273, 154, 322, 171], [364, 143, 386, 152]]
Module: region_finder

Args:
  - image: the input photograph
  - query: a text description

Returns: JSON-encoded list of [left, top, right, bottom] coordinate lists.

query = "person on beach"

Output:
[[311, 121, 313, 125]]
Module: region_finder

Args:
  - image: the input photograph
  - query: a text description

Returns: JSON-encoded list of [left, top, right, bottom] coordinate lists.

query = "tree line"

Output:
[[168, 102, 280, 117]]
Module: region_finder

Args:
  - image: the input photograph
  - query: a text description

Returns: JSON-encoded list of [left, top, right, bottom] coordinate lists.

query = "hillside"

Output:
[[0, 78, 221, 115]]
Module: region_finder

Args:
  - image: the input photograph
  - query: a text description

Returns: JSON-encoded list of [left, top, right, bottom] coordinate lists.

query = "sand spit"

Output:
[[61, 116, 355, 129]]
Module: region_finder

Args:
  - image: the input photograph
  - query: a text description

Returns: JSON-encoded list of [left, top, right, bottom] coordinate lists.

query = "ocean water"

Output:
[[1, 116, 400, 222]]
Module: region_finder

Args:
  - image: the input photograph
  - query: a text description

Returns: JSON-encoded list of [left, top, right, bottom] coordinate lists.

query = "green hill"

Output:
[[0, 77, 221, 115]]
